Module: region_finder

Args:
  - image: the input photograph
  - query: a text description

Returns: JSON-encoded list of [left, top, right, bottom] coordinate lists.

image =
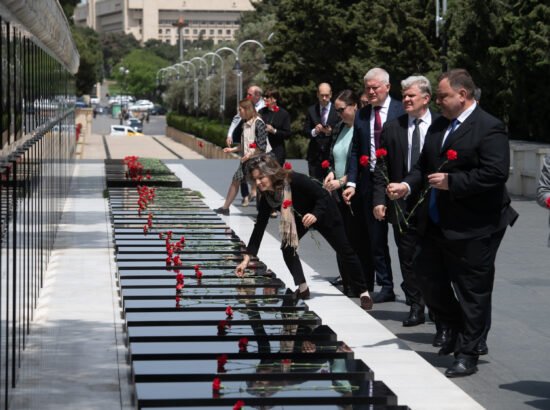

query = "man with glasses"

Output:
[[343, 68, 405, 301], [304, 82, 340, 180], [226, 85, 266, 206]]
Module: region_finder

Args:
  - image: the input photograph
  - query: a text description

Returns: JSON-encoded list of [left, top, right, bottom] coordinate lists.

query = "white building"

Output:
[[74, 0, 255, 44]]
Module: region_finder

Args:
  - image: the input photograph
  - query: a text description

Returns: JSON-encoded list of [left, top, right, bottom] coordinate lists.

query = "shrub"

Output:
[[167, 113, 229, 148]]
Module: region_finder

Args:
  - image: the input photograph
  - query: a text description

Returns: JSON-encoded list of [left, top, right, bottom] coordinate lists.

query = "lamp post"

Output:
[[179, 61, 198, 116], [203, 51, 226, 124], [234, 39, 265, 102], [172, 17, 188, 62], [215, 46, 239, 112], [435, 0, 448, 72], [119, 65, 130, 124], [190, 56, 210, 117]]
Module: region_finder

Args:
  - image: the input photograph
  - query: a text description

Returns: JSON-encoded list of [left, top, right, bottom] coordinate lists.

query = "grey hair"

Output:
[[401, 75, 432, 96], [364, 68, 390, 85]]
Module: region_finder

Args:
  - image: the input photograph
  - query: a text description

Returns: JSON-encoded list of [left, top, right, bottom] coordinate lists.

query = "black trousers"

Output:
[[414, 223, 506, 358], [281, 213, 368, 294], [392, 224, 425, 310], [308, 160, 329, 183], [335, 191, 375, 291]]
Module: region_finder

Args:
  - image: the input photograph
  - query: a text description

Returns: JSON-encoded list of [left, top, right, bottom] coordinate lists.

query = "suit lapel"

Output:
[[441, 107, 478, 152]]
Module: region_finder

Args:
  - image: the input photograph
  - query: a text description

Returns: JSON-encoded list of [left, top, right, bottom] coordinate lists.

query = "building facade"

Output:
[[74, 0, 255, 44]]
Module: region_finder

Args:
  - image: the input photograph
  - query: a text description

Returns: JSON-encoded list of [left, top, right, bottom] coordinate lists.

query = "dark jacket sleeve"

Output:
[[291, 173, 330, 223], [304, 105, 316, 137], [246, 196, 272, 256], [254, 120, 268, 152], [347, 117, 360, 185], [268, 109, 291, 148]]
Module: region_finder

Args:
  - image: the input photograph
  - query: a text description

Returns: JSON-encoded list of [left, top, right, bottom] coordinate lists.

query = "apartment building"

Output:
[[74, 0, 255, 44]]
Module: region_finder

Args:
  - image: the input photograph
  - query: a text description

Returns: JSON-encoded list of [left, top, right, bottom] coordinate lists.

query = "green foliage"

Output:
[[71, 26, 104, 95], [144, 39, 180, 63], [114, 50, 170, 100], [58, 0, 79, 24], [167, 113, 229, 147], [99, 32, 141, 76]]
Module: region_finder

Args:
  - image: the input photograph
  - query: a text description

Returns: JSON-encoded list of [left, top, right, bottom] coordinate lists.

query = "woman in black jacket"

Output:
[[259, 87, 291, 166], [235, 154, 373, 310]]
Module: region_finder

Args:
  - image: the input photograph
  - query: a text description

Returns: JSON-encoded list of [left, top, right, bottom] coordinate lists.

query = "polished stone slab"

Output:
[[117, 244, 244, 253], [142, 405, 408, 410], [132, 358, 372, 382], [116, 239, 243, 247], [134, 379, 396, 408], [117, 267, 272, 279], [119, 277, 285, 289], [123, 297, 306, 312]]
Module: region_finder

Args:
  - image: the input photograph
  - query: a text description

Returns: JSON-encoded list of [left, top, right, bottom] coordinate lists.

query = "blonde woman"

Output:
[[215, 99, 270, 215]]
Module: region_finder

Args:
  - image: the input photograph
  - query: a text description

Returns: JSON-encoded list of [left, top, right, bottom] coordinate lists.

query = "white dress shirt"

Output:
[[369, 96, 391, 170], [311, 102, 332, 137]]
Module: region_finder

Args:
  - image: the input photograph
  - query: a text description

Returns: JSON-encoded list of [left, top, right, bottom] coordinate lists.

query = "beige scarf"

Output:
[[279, 182, 299, 252]]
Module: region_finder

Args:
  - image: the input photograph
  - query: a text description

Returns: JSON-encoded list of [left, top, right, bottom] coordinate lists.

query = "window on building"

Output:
[[166, 39, 170, 44], [226, 29, 231, 35], [185, 29, 189, 34], [218, 29, 222, 35], [138, 19, 142, 25], [166, 29, 170, 34], [200, 29, 205, 35], [193, 29, 197, 34], [210, 29, 214, 35], [201, 21, 206, 25], [139, 29, 142, 34]]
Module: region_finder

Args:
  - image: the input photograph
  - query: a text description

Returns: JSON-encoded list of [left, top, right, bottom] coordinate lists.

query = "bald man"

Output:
[[304, 83, 340, 180]]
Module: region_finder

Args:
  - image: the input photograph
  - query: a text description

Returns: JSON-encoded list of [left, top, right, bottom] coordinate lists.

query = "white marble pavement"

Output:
[[168, 162, 484, 410]]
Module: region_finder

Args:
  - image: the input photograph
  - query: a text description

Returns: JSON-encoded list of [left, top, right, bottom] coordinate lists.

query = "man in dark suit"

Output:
[[373, 75, 437, 326], [343, 68, 405, 301], [304, 83, 340, 180], [387, 69, 518, 377]]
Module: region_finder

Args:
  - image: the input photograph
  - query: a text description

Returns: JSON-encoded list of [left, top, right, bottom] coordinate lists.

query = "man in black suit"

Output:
[[373, 75, 436, 326], [304, 83, 340, 180], [387, 69, 518, 377], [343, 68, 405, 301]]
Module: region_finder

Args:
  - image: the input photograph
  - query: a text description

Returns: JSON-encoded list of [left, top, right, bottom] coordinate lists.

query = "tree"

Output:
[[114, 49, 169, 100], [58, 0, 79, 24], [71, 26, 104, 95], [144, 39, 180, 63], [99, 32, 141, 77]]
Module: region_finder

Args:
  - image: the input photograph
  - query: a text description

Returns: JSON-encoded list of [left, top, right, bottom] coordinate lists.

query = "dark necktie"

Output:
[[410, 118, 421, 170], [321, 106, 328, 126], [429, 119, 459, 224], [374, 106, 382, 150]]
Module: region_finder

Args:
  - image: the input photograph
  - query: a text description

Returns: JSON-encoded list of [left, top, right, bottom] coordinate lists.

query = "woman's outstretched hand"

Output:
[[302, 213, 317, 228], [235, 254, 251, 277]]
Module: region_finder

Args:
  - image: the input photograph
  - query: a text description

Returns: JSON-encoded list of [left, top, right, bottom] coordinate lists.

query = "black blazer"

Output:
[[259, 106, 291, 162], [403, 105, 518, 239], [246, 172, 334, 256], [347, 98, 405, 194], [304, 103, 340, 163], [373, 110, 440, 225]]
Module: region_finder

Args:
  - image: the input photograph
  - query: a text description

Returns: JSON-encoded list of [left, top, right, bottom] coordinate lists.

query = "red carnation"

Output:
[[176, 273, 184, 283], [321, 160, 330, 169], [196, 270, 203, 278], [194, 264, 200, 271], [176, 283, 184, 291], [273, 106, 280, 112], [167, 230, 172, 238], [212, 377, 221, 392], [233, 400, 245, 410], [180, 236, 185, 243], [247, 95, 252, 99], [282, 200, 292, 209], [143, 225, 148, 233], [238, 337, 249, 352], [446, 149, 458, 161], [199, 142, 204, 148], [281, 359, 292, 364], [166, 257, 172, 265], [546, 197, 550, 208], [283, 162, 292, 169], [375, 148, 387, 158], [175, 296, 180, 303], [217, 320, 228, 335], [217, 354, 228, 367], [359, 155, 369, 167], [225, 306, 234, 317], [265, 103, 270, 107], [249, 142, 257, 148], [146, 174, 151, 180]]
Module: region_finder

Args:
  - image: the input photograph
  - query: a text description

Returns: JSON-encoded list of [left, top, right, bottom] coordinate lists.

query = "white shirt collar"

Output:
[[456, 101, 476, 124]]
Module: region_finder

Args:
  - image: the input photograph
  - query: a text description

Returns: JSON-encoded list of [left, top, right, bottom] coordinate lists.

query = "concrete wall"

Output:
[[166, 126, 238, 159], [507, 141, 550, 198], [75, 108, 94, 139]]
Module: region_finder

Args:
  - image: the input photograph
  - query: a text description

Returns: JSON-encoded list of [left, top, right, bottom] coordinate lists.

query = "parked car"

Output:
[[90, 96, 100, 105], [94, 105, 107, 114], [127, 118, 143, 133], [129, 99, 154, 111], [110, 125, 143, 136], [150, 105, 167, 115]]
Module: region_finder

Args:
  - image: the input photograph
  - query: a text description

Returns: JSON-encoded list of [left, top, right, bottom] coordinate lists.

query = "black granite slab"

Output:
[[132, 358, 372, 382], [119, 277, 285, 289], [134, 379, 396, 408], [117, 267, 272, 279], [123, 297, 306, 312]]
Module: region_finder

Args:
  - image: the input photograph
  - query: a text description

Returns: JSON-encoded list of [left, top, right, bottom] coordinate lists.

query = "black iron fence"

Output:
[[0, 15, 76, 408]]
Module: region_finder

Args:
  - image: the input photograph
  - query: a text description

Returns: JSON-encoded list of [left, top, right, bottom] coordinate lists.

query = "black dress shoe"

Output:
[[402, 308, 426, 327], [295, 288, 310, 300], [433, 327, 451, 347], [438, 329, 458, 356], [360, 295, 373, 311], [214, 207, 230, 215], [445, 357, 478, 378], [475, 339, 489, 355], [330, 276, 343, 286], [371, 291, 396, 303]]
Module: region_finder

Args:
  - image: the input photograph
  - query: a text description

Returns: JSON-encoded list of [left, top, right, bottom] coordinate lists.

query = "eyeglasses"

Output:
[[335, 106, 347, 113]]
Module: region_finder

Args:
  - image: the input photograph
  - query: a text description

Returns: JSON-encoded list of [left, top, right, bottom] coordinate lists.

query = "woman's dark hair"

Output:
[[335, 89, 359, 106], [246, 153, 291, 191], [263, 87, 280, 103]]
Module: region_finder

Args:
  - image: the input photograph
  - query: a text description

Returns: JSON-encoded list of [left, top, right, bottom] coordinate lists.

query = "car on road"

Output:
[[90, 96, 100, 105], [127, 118, 143, 133], [150, 105, 167, 115], [110, 125, 143, 136], [129, 99, 154, 111]]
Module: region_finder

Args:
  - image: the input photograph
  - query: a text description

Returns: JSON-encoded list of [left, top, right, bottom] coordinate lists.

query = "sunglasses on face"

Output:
[[335, 106, 347, 113]]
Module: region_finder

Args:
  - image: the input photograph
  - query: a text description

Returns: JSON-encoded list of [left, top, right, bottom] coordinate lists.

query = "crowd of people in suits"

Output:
[[219, 67, 523, 378]]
